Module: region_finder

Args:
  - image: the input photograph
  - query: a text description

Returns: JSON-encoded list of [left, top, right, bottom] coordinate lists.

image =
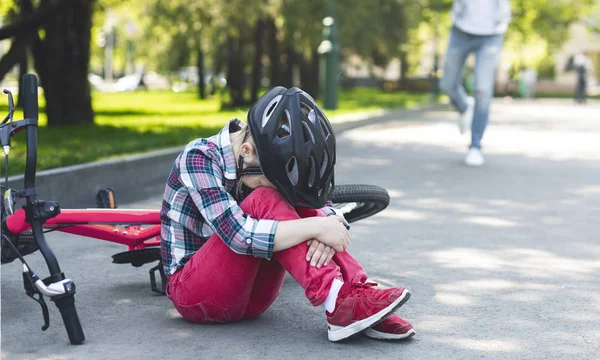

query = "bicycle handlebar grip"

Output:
[[21, 74, 38, 190], [22, 74, 38, 120], [54, 295, 85, 345]]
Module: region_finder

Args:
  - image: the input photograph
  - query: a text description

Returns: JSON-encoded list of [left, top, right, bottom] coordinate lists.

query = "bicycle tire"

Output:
[[329, 184, 390, 223], [1, 216, 39, 264]]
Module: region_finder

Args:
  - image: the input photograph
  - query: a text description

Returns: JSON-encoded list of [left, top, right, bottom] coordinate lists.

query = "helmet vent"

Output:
[[319, 116, 330, 137], [262, 94, 283, 128], [308, 157, 316, 188], [300, 102, 312, 117], [286, 156, 299, 186], [302, 122, 315, 145], [277, 111, 291, 138], [320, 150, 328, 178]]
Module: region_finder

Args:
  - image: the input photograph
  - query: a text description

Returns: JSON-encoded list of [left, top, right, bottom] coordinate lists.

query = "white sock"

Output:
[[323, 278, 344, 313]]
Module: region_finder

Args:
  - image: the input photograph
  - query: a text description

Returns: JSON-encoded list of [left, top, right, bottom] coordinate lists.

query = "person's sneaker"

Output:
[[326, 282, 411, 342], [465, 147, 484, 167], [364, 314, 416, 340], [458, 96, 474, 134]]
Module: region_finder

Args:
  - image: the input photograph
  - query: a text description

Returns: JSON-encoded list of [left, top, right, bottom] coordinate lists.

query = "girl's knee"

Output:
[[246, 187, 282, 200], [239, 187, 299, 220], [239, 187, 282, 212]]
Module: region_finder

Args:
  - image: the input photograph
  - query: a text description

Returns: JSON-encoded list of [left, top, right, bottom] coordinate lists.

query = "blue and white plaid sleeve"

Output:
[[178, 147, 277, 258]]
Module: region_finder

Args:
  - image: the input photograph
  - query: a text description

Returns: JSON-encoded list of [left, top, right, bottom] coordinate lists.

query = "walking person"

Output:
[[573, 52, 591, 104], [440, 0, 512, 166], [519, 67, 537, 99]]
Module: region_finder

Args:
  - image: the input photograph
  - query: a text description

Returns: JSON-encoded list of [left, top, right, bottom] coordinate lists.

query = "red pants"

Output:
[[166, 187, 367, 323]]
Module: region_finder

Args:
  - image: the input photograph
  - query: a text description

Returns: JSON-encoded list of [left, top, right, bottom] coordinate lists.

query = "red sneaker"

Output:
[[326, 282, 411, 342], [364, 314, 416, 340]]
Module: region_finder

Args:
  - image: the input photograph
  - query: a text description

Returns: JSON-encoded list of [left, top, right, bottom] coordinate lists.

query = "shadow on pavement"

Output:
[[2, 102, 599, 359]]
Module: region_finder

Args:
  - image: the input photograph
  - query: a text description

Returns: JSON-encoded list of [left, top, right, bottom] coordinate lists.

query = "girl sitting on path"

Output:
[[160, 86, 415, 342]]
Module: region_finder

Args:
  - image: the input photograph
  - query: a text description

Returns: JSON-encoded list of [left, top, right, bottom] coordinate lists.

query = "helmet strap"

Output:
[[236, 127, 264, 177], [240, 167, 264, 176], [235, 155, 263, 202]]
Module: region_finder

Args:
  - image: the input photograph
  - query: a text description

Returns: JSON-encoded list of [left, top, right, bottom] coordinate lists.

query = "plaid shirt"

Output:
[[160, 119, 336, 276]]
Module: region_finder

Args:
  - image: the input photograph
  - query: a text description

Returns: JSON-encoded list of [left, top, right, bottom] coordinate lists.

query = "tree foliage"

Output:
[[0, 0, 95, 126], [0, 0, 597, 117], [507, 0, 597, 52]]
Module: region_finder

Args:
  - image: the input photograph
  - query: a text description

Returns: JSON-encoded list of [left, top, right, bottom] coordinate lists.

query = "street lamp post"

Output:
[[318, 0, 339, 109], [125, 22, 136, 75], [431, 1, 441, 98], [103, 11, 117, 81]]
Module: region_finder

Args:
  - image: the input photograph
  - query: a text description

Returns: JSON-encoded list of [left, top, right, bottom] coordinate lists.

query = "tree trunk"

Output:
[[299, 51, 320, 98], [36, 0, 95, 126], [31, 30, 46, 84], [197, 40, 206, 99], [16, 50, 28, 108], [0, 37, 27, 84], [399, 50, 409, 89], [251, 18, 264, 103], [0, 0, 66, 41], [266, 17, 280, 87], [210, 39, 226, 96], [281, 46, 296, 88], [225, 35, 247, 107]]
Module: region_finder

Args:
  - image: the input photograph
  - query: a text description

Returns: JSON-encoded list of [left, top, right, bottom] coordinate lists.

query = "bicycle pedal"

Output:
[[149, 261, 167, 295], [112, 248, 160, 267], [96, 188, 117, 209]]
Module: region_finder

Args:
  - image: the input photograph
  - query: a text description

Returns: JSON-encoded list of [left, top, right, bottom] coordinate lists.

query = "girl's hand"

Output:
[[306, 239, 335, 268]]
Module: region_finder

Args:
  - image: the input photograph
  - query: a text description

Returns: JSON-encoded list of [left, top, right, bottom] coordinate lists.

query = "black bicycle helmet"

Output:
[[243, 86, 336, 208]]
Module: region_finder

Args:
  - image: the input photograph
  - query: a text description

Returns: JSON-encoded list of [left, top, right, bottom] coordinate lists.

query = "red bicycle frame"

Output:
[[2, 74, 393, 347], [6, 208, 161, 251]]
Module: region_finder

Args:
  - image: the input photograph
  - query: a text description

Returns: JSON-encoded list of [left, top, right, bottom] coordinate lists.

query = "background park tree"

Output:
[[0, 0, 97, 126], [0, 0, 598, 120]]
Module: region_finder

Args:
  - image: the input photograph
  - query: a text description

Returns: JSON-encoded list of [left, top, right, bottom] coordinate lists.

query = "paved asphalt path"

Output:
[[2, 99, 599, 359]]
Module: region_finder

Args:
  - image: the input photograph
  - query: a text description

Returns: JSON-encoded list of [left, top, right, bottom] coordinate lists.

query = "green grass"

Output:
[[0, 88, 428, 176]]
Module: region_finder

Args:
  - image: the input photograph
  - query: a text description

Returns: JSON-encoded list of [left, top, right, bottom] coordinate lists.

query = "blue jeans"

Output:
[[440, 26, 505, 149]]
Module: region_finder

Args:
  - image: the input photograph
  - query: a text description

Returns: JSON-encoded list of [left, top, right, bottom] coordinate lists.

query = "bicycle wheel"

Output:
[[1, 189, 38, 264], [329, 184, 390, 224]]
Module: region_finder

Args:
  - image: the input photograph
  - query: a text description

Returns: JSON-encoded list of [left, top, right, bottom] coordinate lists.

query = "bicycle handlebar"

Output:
[[19, 75, 62, 276], [53, 295, 85, 345], [22, 74, 38, 191], [3, 74, 85, 345]]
